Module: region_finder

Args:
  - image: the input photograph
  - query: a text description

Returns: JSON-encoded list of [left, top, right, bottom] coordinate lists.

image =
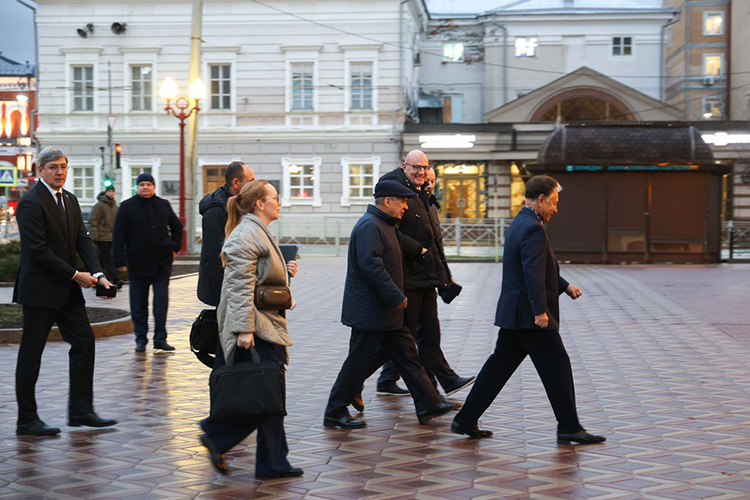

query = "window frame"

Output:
[[442, 94, 464, 124], [443, 43, 465, 63], [121, 158, 162, 199], [71, 65, 95, 112], [349, 61, 374, 111], [290, 62, 315, 111], [702, 96, 723, 119], [612, 36, 634, 57], [208, 63, 232, 111], [703, 11, 725, 36], [281, 157, 322, 207], [340, 157, 381, 206], [514, 37, 538, 58], [129, 64, 154, 112], [703, 53, 724, 76], [63, 158, 101, 206]]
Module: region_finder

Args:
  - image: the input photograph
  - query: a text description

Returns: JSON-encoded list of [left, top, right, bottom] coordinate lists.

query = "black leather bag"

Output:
[[209, 347, 287, 420], [190, 309, 219, 368], [254, 284, 292, 310]]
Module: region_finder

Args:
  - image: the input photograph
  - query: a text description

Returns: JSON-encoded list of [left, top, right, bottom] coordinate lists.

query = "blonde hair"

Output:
[[225, 180, 270, 239]]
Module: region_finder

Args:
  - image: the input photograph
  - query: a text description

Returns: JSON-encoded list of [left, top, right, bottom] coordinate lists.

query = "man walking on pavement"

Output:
[[113, 173, 183, 353], [451, 175, 606, 445], [374, 150, 475, 399], [324, 180, 458, 429], [197, 161, 255, 307], [14, 147, 117, 435]]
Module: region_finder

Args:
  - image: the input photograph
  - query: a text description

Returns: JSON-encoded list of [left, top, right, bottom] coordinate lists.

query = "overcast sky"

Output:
[[0, 0, 36, 65]]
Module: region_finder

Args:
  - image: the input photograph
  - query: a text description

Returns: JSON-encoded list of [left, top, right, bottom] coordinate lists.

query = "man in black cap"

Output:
[[323, 179, 458, 429], [113, 173, 183, 352]]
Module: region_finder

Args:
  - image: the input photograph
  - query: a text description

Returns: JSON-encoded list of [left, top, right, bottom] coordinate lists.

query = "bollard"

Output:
[[730, 227, 734, 260], [455, 218, 462, 256], [494, 217, 500, 262], [335, 221, 341, 257]]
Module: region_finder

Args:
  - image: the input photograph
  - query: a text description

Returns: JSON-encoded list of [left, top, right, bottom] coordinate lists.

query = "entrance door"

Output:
[[202, 165, 224, 196], [444, 178, 479, 219]]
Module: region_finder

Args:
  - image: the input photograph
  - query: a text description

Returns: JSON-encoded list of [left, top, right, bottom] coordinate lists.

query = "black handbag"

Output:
[[254, 284, 292, 310], [190, 309, 219, 368], [209, 346, 287, 420]]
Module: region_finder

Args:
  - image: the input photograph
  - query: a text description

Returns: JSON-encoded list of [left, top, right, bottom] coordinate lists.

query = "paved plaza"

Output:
[[0, 259, 749, 499]]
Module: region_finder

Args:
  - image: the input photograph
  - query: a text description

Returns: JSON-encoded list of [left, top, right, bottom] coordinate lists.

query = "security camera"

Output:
[[111, 22, 127, 35], [77, 23, 94, 38]]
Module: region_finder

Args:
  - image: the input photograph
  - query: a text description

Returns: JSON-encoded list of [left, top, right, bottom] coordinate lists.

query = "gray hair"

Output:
[[37, 147, 68, 170]]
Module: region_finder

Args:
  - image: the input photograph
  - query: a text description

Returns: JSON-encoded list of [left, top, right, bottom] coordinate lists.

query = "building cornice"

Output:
[[202, 45, 241, 53], [338, 43, 383, 52], [60, 47, 103, 55], [281, 45, 323, 53], [119, 46, 163, 54]]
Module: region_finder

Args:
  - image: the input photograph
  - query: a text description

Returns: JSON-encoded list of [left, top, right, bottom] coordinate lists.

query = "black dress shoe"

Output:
[[557, 430, 606, 445], [154, 342, 175, 351], [440, 396, 462, 409], [376, 382, 410, 396], [444, 376, 476, 396], [351, 387, 364, 413], [68, 412, 118, 428], [417, 401, 460, 424], [450, 420, 493, 439], [200, 434, 228, 475], [135, 342, 146, 353], [324, 415, 367, 429], [279, 467, 304, 478], [16, 419, 61, 436]]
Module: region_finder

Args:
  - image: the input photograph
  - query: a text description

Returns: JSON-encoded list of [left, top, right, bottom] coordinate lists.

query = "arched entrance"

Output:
[[530, 89, 636, 122]]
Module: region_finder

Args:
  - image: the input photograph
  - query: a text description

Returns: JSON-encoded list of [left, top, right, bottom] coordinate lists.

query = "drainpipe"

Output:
[[725, 0, 731, 118], [660, 11, 680, 102], [491, 22, 508, 107], [17, 0, 39, 151], [394, 0, 410, 136]]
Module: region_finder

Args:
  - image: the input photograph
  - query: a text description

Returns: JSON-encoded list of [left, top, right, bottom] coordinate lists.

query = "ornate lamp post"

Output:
[[159, 77, 206, 255]]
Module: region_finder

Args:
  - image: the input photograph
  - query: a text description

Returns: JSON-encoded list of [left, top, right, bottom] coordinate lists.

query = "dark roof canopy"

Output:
[[538, 123, 716, 169]]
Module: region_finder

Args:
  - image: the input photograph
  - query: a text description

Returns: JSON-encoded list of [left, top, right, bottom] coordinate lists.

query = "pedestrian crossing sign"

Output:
[[0, 167, 17, 187]]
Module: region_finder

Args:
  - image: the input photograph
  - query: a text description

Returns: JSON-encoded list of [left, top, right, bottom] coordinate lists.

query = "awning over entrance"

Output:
[[537, 123, 722, 171]]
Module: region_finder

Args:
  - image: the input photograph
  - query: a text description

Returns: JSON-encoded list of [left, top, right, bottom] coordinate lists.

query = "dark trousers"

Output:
[[95, 241, 119, 284], [454, 328, 583, 434], [325, 327, 441, 419], [15, 283, 95, 424], [378, 288, 459, 391], [129, 267, 170, 345], [201, 338, 291, 478]]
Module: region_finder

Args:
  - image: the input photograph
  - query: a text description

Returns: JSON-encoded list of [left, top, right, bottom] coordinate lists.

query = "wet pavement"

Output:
[[0, 259, 749, 499]]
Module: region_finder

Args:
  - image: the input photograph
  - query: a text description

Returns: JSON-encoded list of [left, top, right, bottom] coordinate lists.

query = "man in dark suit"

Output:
[[451, 175, 605, 445], [113, 173, 183, 353], [323, 180, 458, 429], [14, 147, 118, 436]]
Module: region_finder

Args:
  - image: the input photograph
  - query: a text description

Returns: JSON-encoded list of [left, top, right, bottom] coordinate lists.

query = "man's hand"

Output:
[[237, 332, 255, 349], [534, 312, 549, 328], [172, 251, 177, 262], [74, 272, 98, 288], [117, 266, 127, 273], [397, 298, 408, 309], [565, 284, 583, 300], [287, 260, 298, 278], [97, 277, 114, 300]]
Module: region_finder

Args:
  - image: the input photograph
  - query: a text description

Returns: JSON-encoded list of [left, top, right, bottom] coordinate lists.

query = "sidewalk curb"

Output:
[[0, 314, 133, 344]]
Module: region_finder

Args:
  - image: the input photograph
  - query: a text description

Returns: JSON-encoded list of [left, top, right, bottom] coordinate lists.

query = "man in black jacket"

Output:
[[375, 150, 475, 398], [451, 176, 605, 445], [324, 180, 458, 429], [197, 161, 255, 307], [14, 147, 117, 435], [113, 173, 183, 352]]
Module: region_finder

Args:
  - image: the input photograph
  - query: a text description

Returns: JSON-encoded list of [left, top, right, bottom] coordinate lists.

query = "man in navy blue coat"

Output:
[[323, 180, 458, 429], [451, 175, 605, 445]]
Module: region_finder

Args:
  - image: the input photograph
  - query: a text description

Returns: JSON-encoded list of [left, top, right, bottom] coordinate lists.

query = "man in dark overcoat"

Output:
[[324, 180, 458, 429], [113, 172, 183, 352], [451, 175, 606, 445], [14, 147, 117, 435]]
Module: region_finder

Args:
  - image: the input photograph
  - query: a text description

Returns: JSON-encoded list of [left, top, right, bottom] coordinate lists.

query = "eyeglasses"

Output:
[[44, 164, 68, 172], [404, 163, 431, 172], [264, 195, 280, 202]]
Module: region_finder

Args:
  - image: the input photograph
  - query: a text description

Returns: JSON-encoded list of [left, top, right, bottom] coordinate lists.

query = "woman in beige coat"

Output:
[[199, 180, 301, 478]]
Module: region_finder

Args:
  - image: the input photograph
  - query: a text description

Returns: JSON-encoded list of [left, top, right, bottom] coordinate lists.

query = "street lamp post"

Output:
[[159, 76, 206, 255]]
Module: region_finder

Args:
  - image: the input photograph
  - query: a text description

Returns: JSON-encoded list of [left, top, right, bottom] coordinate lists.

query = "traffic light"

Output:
[[114, 144, 122, 169], [103, 177, 114, 189]]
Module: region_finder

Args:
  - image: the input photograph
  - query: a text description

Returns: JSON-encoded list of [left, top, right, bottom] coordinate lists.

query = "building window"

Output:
[[515, 37, 538, 58], [350, 62, 373, 110], [71, 164, 96, 201], [209, 64, 231, 110], [704, 12, 724, 35], [282, 158, 321, 206], [130, 65, 152, 111], [704, 55, 723, 76], [291, 63, 314, 110], [443, 95, 463, 124], [72, 65, 94, 111], [612, 37, 633, 56], [341, 157, 380, 206], [129, 165, 153, 196], [443, 43, 464, 62], [703, 97, 723, 119]]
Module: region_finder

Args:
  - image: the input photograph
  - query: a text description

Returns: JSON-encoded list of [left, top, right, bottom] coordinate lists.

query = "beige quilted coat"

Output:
[[217, 213, 292, 365]]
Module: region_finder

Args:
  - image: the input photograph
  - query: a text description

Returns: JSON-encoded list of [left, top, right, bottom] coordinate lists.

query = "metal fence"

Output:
[[272, 214, 512, 258], [722, 220, 750, 259]]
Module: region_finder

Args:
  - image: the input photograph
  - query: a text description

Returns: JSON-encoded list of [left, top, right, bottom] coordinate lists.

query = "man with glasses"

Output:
[[14, 147, 118, 435], [370, 150, 475, 402]]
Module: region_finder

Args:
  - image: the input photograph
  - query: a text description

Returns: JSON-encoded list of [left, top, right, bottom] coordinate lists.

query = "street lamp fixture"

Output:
[[160, 77, 205, 255]]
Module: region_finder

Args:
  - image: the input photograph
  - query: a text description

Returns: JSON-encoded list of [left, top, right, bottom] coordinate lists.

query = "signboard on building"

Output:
[[0, 167, 18, 187]]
